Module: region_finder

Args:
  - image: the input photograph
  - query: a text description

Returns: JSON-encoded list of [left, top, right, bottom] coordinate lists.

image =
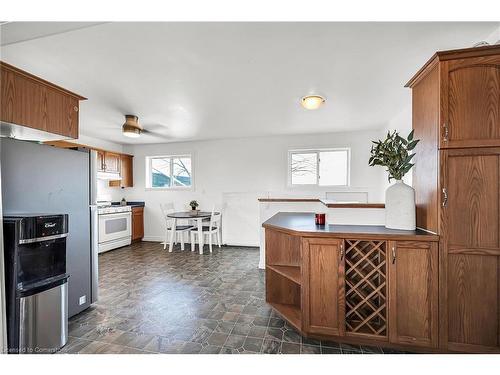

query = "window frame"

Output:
[[287, 148, 351, 188], [145, 154, 194, 190]]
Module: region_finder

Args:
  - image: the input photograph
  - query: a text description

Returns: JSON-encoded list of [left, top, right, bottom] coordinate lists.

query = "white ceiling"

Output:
[[0, 22, 498, 144]]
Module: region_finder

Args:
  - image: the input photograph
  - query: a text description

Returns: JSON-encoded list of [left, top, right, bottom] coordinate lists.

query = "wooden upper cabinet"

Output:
[[0, 61, 86, 139], [388, 240, 438, 348], [443, 56, 500, 148], [301, 237, 345, 336], [109, 154, 134, 188], [103, 152, 120, 173], [407, 45, 500, 150], [441, 147, 500, 352]]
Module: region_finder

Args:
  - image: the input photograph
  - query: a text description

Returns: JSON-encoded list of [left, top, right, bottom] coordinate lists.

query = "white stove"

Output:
[[97, 201, 132, 253], [97, 201, 132, 215]]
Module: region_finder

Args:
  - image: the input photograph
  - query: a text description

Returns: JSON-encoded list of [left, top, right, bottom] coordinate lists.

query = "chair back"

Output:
[[209, 205, 221, 228], [160, 202, 175, 221]]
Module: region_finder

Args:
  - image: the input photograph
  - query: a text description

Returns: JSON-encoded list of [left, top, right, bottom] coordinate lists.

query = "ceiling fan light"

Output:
[[301, 95, 325, 110], [122, 114, 142, 138]]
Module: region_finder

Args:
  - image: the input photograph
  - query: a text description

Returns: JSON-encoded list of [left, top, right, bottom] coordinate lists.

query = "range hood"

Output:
[[0, 121, 71, 142]]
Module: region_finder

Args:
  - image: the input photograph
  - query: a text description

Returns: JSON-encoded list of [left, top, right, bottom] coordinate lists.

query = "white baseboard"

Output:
[[141, 236, 258, 248]]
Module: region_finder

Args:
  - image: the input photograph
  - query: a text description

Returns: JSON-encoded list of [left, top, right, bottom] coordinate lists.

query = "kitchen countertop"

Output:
[[112, 201, 145, 208], [258, 198, 385, 208], [262, 212, 438, 241]]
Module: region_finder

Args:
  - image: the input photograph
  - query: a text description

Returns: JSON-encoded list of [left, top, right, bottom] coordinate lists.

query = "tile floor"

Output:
[[59, 242, 407, 354]]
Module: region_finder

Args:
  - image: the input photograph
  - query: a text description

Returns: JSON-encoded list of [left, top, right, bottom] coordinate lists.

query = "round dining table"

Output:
[[166, 211, 220, 254]]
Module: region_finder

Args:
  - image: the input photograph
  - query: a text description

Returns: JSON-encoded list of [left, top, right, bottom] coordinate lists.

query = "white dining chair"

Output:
[[160, 203, 195, 252], [190, 206, 221, 253]]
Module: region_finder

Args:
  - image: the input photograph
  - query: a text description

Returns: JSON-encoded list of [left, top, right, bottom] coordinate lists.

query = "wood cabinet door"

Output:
[[120, 155, 133, 187], [104, 152, 120, 173], [441, 148, 500, 352], [388, 241, 438, 348], [441, 56, 500, 148], [302, 237, 345, 336], [1, 63, 80, 138], [132, 207, 144, 241], [109, 155, 134, 188], [96, 151, 105, 172]]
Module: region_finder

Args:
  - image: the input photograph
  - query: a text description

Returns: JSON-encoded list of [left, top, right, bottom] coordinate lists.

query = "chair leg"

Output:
[[163, 227, 168, 250], [216, 229, 221, 248], [180, 231, 185, 251], [208, 232, 213, 253], [190, 231, 196, 252]]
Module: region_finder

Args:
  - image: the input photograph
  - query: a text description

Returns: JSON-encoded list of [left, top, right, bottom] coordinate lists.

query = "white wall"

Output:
[[117, 129, 386, 246]]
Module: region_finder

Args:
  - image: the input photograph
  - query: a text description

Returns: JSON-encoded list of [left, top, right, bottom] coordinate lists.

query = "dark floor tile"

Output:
[[321, 346, 342, 354], [214, 321, 235, 334], [200, 345, 221, 354], [243, 337, 263, 352], [340, 343, 362, 352], [320, 340, 341, 349], [231, 323, 252, 336], [242, 306, 259, 315], [381, 347, 407, 354], [282, 329, 302, 343], [224, 334, 246, 349], [261, 338, 281, 354], [252, 316, 269, 327], [180, 342, 203, 354], [361, 345, 384, 354], [248, 326, 267, 338], [301, 344, 321, 354], [220, 347, 238, 354], [268, 317, 285, 328], [265, 327, 284, 341], [302, 336, 321, 346], [281, 342, 301, 354], [207, 332, 229, 346], [236, 314, 255, 324], [112, 331, 155, 349]]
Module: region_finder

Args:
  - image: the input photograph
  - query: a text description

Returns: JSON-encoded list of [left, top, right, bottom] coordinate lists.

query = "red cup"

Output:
[[315, 213, 326, 225]]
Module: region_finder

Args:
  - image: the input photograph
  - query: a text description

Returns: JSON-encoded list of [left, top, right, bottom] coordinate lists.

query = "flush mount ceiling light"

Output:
[[301, 95, 325, 110], [122, 115, 142, 138]]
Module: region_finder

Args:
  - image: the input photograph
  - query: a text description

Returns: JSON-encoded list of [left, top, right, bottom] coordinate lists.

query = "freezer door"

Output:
[[18, 283, 68, 353]]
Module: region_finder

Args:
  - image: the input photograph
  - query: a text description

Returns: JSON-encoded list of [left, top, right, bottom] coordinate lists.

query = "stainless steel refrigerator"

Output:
[[0, 138, 99, 317]]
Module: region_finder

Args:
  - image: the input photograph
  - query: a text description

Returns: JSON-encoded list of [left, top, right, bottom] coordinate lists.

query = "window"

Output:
[[289, 148, 349, 186], [146, 155, 193, 189]]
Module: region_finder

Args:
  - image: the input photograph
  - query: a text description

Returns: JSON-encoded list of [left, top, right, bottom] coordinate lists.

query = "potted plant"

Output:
[[189, 200, 199, 214], [369, 130, 419, 230]]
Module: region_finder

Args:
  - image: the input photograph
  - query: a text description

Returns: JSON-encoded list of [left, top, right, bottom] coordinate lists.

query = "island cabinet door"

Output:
[[301, 237, 345, 336], [388, 240, 439, 348]]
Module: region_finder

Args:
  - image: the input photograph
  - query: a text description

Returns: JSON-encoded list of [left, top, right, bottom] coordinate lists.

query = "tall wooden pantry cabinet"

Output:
[[407, 45, 500, 353]]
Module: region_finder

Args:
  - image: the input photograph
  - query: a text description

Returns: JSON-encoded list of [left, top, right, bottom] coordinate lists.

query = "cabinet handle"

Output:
[[73, 106, 79, 112], [340, 243, 344, 260], [442, 123, 449, 142], [392, 246, 396, 264], [442, 188, 448, 207]]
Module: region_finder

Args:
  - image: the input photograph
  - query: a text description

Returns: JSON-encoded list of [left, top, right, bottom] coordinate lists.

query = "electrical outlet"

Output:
[[79, 295, 87, 305]]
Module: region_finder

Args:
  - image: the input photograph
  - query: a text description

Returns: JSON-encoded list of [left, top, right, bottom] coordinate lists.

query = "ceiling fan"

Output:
[[121, 114, 170, 140]]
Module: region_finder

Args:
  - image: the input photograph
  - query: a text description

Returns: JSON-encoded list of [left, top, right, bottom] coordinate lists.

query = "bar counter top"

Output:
[[262, 212, 438, 241]]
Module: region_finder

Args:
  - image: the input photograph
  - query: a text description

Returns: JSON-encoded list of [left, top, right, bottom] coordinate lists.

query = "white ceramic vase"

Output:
[[385, 180, 416, 230]]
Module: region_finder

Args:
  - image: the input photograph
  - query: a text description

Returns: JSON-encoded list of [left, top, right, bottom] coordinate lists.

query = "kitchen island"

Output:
[[263, 212, 440, 353]]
